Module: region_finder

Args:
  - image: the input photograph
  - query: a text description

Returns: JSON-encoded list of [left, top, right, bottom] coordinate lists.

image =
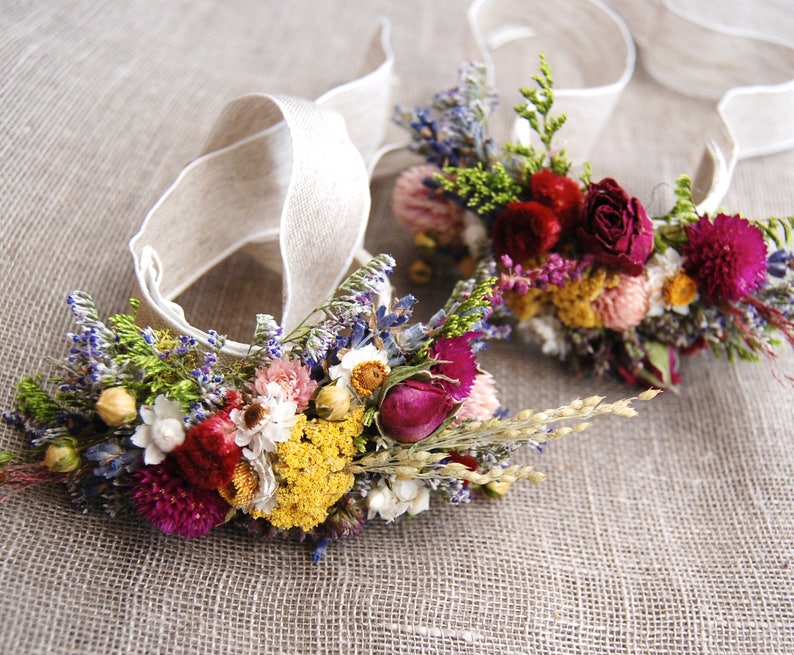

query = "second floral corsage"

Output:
[[392, 58, 794, 390]]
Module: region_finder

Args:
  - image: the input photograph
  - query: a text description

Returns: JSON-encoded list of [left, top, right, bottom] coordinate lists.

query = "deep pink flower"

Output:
[[579, 178, 653, 276], [429, 333, 479, 401], [252, 357, 317, 412], [491, 201, 561, 262], [683, 213, 768, 303], [392, 164, 466, 244], [530, 169, 584, 232], [379, 379, 454, 443], [131, 458, 229, 538]]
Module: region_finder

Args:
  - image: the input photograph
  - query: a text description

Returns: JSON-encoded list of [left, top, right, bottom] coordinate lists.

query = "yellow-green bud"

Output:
[[314, 384, 351, 421], [409, 259, 433, 286], [483, 480, 512, 498], [413, 230, 438, 256], [95, 387, 137, 426], [43, 438, 80, 473]]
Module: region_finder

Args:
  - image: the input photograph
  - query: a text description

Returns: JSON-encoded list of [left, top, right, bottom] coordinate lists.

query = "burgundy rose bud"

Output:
[[578, 178, 653, 276], [490, 201, 562, 263], [530, 169, 585, 232], [172, 411, 242, 489], [379, 379, 455, 443]]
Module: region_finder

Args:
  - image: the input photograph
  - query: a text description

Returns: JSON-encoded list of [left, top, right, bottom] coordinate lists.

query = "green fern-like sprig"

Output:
[[748, 215, 794, 249], [513, 53, 571, 174], [435, 163, 522, 215]]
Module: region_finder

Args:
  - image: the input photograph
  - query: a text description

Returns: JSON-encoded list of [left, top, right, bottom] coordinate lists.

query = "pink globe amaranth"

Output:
[[683, 213, 768, 303], [392, 164, 466, 245], [379, 379, 455, 443], [578, 178, 653, 276]]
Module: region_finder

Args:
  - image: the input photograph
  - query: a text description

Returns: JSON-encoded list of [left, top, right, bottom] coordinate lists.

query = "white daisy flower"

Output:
[[328, 343, 390, 398], [131, 395, 186, 465], [232, 381, 298, 458]]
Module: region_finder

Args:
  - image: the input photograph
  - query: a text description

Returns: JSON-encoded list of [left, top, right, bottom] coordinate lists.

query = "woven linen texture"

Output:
[[1, 1, 792, 653]]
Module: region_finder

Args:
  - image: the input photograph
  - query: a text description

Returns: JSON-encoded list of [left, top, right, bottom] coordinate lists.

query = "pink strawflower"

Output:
[[131, 458, 229, 538], [392, 164, 465, 244], [429, 333, 479, 401], [683, 213, 768, 303], [252, 357, 317, 413], [593, 273, 651, 330], [455, 371, 500, 422]]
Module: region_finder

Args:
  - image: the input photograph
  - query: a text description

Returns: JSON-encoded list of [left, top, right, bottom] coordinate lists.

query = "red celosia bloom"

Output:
[[172, 410, 241, 489], [429, 333, 479, 401], [131, 458, 229, 538], [490, 201, 562, 262], [530, 169, 585, 232], [683, 213, 768, 303]]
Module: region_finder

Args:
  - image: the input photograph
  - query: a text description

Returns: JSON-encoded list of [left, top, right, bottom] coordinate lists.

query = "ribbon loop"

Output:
[[130, 23, 393, 358]]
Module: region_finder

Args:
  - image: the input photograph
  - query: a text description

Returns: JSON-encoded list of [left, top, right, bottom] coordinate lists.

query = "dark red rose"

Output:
[[490, 201, 561, 262], [379, 379, 455, 443], [530, 169, 584, 232], [578, 178, 653, 276], [172, 411, 241, 489]]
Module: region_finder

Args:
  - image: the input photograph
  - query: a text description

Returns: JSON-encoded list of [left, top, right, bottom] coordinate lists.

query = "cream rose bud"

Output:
[[314, 384, 351, 421], [95, 387, 137, 426], [43, 438, 80, 473]]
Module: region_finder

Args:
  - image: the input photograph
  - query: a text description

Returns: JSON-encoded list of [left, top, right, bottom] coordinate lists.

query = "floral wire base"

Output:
[[0, 255, 655, 560], [392, 57, 794, 391]]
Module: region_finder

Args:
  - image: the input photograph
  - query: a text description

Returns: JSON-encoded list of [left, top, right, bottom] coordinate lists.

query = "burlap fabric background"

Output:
[[1, 2, 792, 653]]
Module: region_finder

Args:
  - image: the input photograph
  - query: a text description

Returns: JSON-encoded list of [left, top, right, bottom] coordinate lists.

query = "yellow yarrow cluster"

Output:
[[550, 268, 612, 328], [267, 407, 364, 532], [505, 287, 547, 322]]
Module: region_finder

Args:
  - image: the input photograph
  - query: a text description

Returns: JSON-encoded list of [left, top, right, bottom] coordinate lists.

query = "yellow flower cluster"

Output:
[[552, 268, 612, 328], [267, 407, 364, 532]]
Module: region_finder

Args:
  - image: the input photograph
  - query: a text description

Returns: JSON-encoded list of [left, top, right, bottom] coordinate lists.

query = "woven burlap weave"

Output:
[[1, 2, 792, 654]]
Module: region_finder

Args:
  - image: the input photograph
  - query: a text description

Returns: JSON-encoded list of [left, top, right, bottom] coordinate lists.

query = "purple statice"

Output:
[[251, 315, 283, 362], [498, 253, 590, 295]]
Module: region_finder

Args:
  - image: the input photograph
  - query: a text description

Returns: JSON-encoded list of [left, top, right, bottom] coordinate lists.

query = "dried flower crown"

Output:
[[392, 58, 794, 390], [0, 255, 655, 560]]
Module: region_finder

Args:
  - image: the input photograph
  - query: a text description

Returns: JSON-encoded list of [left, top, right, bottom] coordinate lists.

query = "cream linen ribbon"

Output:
[[129, 23, 394, 358], [467, 0, 636, 164], [629, 0, 794, 214]]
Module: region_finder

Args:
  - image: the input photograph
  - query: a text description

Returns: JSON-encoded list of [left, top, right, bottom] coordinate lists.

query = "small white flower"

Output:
[[249, 454, 279, 515], [232, 381, 298, 458], [131, 395, 186, 465], [462, 210, 487, 257], [518, 312, 569, 358], [328, 344, 390, 392], [645, 248, 696, 317], [367, 478, 430, 522]]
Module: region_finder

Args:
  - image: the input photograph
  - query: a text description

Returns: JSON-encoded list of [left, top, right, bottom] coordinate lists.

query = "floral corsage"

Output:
[[0, 255, 653, 560], [392, 58, 794, 390]]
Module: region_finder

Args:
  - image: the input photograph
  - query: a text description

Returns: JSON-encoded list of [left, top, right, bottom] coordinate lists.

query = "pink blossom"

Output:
[[593, 274, 651, 330], [392, 164, 465, 245], [252, 357, 317, 413], [455, 371, 500, 422]]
